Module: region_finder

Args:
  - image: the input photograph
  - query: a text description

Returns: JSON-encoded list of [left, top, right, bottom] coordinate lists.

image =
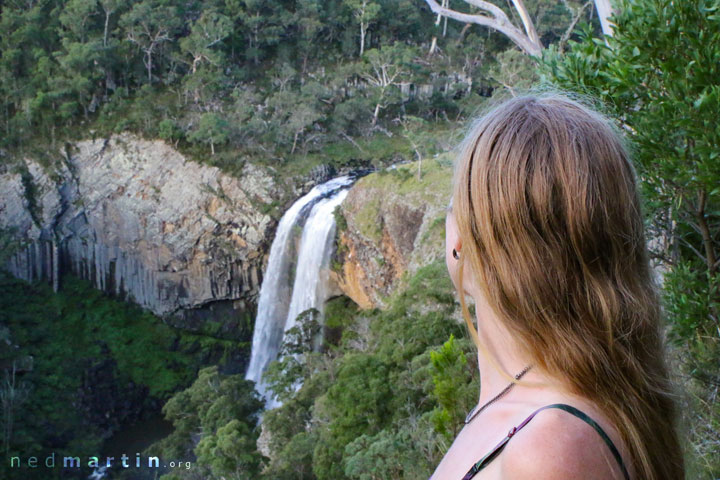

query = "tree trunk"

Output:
[[52, 238, 59, 293], [429, 36, 438, 55], [510, 0, 540, 47], [559, 1, 593, 53], [593, 0, 617, 40], [360, 22, 366, 56], [459, 23, 472, 42], [104, 11, 110, 48], [147, 51, 153, 84], [697, 187, 717, 275], [291, 131, 299, 154], [428, 0, 446, 55]]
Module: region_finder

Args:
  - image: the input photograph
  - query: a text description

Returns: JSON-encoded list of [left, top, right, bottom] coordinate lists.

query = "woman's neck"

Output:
[[471, 294, 559, 406]]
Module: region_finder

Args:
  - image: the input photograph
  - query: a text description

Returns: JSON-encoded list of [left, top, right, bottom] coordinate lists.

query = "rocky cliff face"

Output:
[[0, 133, 292, 337], [0, 130, 448, 332], [331, 156, 454, 309]]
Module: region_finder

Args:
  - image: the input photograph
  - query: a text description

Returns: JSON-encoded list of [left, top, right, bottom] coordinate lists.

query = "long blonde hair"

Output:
[[451, 90, 684, 480]]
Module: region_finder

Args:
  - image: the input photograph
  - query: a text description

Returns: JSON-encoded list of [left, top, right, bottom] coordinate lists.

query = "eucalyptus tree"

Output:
[[119, 0, 181, 84], [360, 41, 418, 126], [179, 9, 232, 76], [343, 0, 380, 56]]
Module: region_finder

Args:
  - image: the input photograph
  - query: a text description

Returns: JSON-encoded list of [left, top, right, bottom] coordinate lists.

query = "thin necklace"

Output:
[[464, 364, 533, 425]]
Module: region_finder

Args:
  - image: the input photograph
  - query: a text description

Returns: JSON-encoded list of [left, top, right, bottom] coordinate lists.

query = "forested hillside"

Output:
[[0, 0, 586, 178]]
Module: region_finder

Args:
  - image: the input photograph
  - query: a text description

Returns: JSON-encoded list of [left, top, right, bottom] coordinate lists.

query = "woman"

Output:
[[433, 92, 685, 479]]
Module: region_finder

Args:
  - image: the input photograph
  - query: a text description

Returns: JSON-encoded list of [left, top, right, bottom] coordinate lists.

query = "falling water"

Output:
[[285, 189, 350, 337], [245, 175, 354, 409]]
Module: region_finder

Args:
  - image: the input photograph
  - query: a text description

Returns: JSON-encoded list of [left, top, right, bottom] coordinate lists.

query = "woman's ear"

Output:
[[446, 213, 476, 297]]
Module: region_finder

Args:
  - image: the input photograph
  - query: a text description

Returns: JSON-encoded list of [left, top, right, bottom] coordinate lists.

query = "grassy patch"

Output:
[[354, 195, 382, 243], [364, 154, 453, 203]]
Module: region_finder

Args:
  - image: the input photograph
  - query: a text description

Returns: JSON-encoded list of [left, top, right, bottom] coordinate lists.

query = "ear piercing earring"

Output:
[[453, 248, 460, 260]]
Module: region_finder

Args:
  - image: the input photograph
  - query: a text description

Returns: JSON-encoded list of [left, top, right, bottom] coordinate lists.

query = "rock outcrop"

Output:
[[331, 155, 454, 309], [0, 133, 288, 336]]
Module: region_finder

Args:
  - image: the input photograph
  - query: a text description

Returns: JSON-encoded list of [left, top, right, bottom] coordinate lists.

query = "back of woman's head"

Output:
[[451, 90, 685, 480]]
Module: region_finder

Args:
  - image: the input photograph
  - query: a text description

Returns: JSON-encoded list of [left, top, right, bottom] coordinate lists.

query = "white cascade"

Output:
[[284, 188, 350, 339], [245, 175, 354, 409]]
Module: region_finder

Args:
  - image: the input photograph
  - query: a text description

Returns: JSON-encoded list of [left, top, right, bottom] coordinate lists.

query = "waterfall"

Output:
[[245, 175, 354, 409], [285, 188, 350, 335]]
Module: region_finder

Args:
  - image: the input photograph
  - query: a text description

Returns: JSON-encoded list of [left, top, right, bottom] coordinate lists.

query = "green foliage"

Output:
[[156, 366, 265, 479], [158, 118, 184, 145], [360, 41, 420, 124], [263, 308, 322, 404], [342, 0, 380, 56], [118, 0, 182, 84], [323, 295, 360, 344], [343, 425, 433, 479], [354, 195, 382, 242], [429, 335, 475, 440], [196, 419, 261, 478], [487, 47, 541, 95], [98, 84, 178, 138], [663, 259, 720, 379], [261, 259, 471, 480], [331, 96, 373, 137], [179, 9, 232, 75], [312, 352, 393, 478], [333, 205, 348, 234], [262, 86, 324, 154], [225, 0, 291, 66], [0, 274, 199, 479], [262, 363, 330, 479], [188, 112, 231, 155], [0, 0, 503, 175]]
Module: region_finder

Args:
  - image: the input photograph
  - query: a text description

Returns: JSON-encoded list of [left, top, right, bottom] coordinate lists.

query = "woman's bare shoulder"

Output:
[[499, 404, 631, 480]]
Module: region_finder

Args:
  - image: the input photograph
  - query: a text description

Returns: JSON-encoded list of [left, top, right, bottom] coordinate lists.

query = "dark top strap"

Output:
[[460, 403, 630, 480]]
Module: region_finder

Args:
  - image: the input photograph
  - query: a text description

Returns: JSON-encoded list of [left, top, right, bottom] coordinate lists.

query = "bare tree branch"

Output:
[[424, 0, 618, 56], [509, 0, 540, 46], [423, 0, 543, 56], [593, 0, 618, 40], [464, 0, 510, 22], [559, 0, 593, 52]]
